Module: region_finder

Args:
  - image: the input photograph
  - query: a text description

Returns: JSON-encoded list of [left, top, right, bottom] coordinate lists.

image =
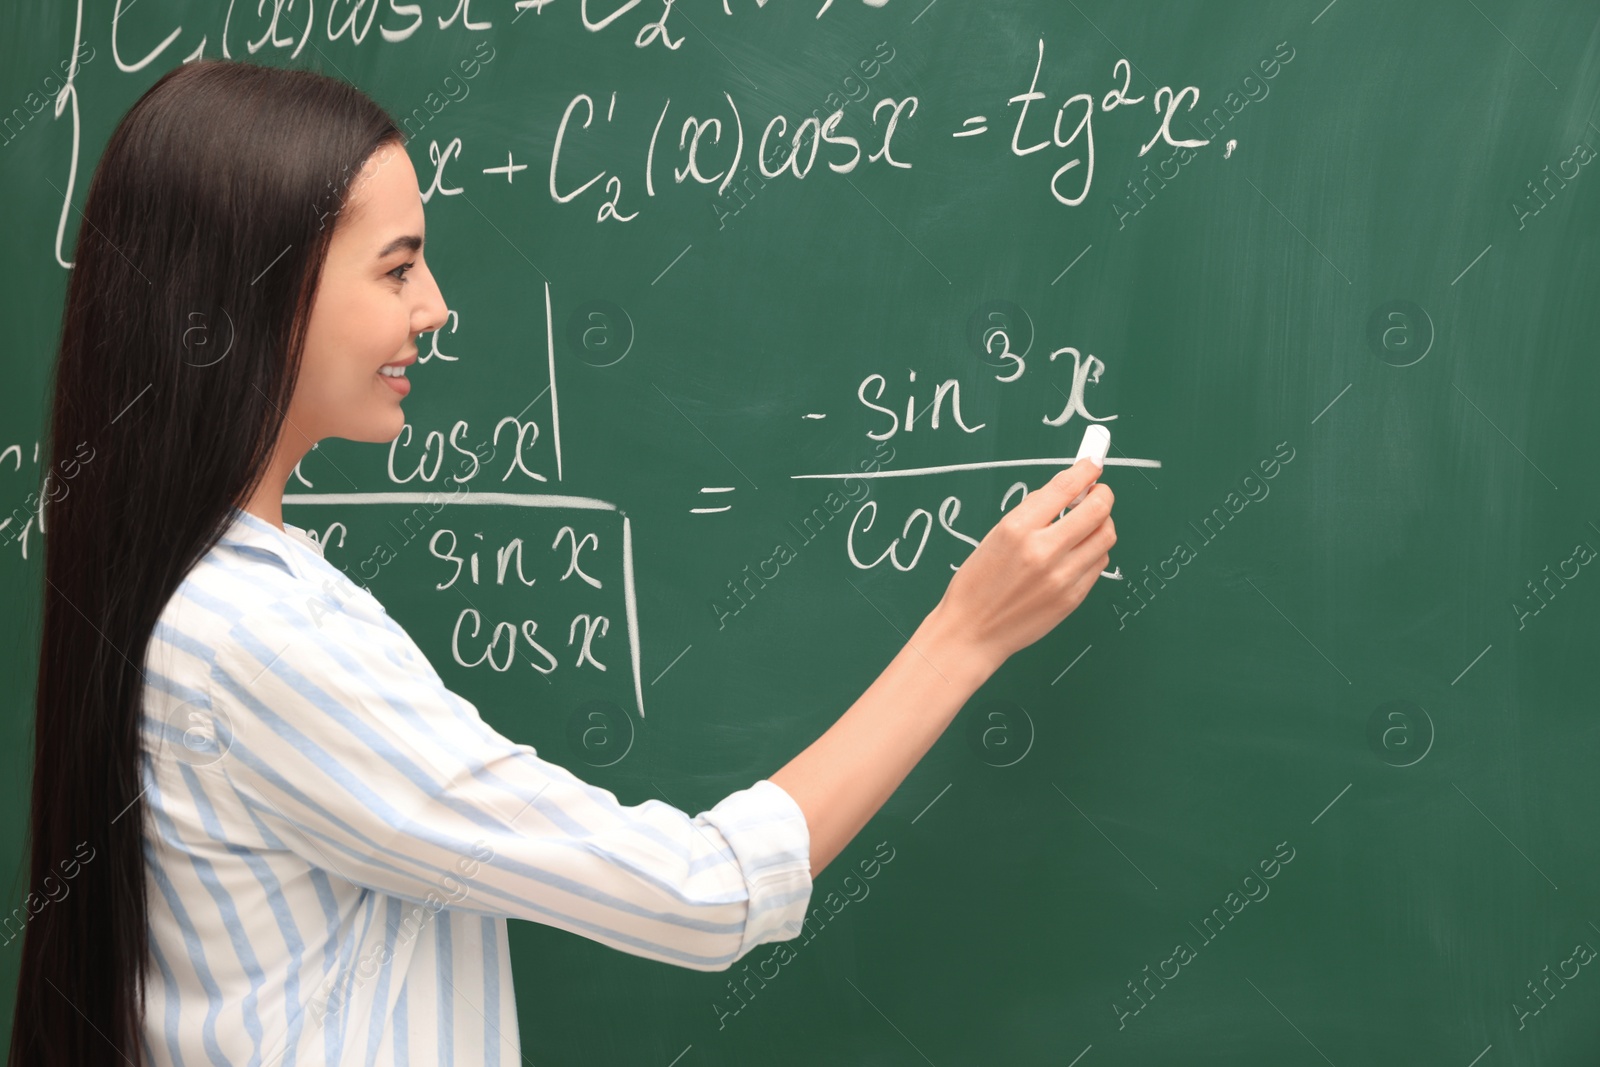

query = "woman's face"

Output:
[[287, 140, 449, 446]]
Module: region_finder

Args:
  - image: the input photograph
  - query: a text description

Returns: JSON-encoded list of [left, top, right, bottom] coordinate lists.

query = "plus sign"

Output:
[[484, 153, 528, 183]]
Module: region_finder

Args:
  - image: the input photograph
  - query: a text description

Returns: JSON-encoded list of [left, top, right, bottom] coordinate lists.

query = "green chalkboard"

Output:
[[4, 0, 1600, 1063]]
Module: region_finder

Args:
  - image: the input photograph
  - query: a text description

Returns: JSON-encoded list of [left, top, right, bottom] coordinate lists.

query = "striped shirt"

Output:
[[138, 505, 813, 1065]]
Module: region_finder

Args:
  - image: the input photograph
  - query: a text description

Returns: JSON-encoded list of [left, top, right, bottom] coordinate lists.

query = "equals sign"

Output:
[[691, 487, 735, 514], [953, 116, 988, 138]]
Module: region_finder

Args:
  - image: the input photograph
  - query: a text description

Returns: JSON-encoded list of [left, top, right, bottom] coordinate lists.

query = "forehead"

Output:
[[336, 142, 424, 244]]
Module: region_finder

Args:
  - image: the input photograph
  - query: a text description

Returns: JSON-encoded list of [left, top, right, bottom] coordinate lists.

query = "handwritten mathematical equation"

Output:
[[305, 509, 619, 677], [425, 38, 1210, 222], [982, 38, 1208, 206], [532, 85, 918, 223], [855, 331, 1118, 445]]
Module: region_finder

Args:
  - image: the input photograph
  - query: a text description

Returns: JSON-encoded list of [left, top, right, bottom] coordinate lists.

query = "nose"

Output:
[[413, 258, 450, 336]]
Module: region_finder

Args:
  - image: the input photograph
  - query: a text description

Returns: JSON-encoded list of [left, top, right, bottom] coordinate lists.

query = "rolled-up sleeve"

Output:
[[198, 592, 813, 972]]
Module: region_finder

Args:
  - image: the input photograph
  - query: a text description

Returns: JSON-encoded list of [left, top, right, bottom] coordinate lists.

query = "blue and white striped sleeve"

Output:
[[199, 592, 813, 972]]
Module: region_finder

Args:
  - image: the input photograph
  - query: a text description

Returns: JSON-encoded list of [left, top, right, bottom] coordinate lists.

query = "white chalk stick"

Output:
[[1069, 425, 1111, 506]]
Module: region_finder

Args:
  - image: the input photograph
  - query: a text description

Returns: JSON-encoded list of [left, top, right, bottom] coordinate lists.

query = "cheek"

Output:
[[376, 294, 413, 351], [295, 283, 413, 433], [334, 291, 409, 366], [312, 300, 408, 397]]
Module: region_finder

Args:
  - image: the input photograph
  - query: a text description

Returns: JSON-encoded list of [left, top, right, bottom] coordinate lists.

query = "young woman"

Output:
[[10, 59, 1115, 1065]]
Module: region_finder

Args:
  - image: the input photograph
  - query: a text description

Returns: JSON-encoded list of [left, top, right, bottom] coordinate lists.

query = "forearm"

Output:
[[769, 599, 999, 879]]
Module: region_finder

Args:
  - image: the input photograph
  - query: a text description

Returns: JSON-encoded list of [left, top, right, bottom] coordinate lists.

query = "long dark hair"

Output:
[[11, 60, 400, 1065]]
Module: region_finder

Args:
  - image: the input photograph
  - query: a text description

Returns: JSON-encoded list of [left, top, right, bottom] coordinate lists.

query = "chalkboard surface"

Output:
[[4, 1, 1600, 1063]]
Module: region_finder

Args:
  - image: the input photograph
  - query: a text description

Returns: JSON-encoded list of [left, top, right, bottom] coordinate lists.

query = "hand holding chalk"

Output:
[[1069, 424, 1111, 507], [929, 431, 1117, 670]]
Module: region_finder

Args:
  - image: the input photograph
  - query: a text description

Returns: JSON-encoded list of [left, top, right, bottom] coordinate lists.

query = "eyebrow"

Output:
[[377, 235, 423, 258]]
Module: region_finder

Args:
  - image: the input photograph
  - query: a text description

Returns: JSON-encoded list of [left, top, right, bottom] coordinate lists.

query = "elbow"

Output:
[[680, 888, 810, 974], [668, 852, 813, 973]]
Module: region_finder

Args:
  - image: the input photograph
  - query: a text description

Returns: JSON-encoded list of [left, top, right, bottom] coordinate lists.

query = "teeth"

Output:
[[379, 365, 407, 378]]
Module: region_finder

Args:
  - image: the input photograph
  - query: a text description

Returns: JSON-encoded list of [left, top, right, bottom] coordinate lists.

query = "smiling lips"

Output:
[[378, 354, 414, 396]]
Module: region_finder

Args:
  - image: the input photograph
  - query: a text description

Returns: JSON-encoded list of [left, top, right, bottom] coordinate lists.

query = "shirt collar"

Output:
[[221, 505, 327, 582]]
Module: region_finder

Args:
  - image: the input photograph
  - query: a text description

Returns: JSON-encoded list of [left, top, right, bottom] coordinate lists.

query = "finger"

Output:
[[1056, 547, 1107, 614], [1043, 484, 1114, 554], [1055, 518, 1113, 577], [1005, 458, 1102, 531]]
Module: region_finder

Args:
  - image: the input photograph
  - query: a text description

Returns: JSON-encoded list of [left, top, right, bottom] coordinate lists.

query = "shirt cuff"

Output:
[[700, 778, 814, 962]]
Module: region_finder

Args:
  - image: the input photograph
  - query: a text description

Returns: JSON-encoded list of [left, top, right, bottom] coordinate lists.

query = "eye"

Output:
[[388, 261, 415, 283]]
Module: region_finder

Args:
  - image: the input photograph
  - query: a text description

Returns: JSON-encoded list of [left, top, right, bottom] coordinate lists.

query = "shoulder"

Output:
[[144, 525, 306, 689], [146, 517, 423, 696], [186, 576, 492, 805]]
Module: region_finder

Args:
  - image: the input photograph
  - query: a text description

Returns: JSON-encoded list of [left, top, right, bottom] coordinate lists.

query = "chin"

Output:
[[343, 409, 408, 444], [376, 410, 409, 443]]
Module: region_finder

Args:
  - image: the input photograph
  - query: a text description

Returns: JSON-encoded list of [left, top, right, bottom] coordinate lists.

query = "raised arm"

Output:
[[188, 584, 812, 973], [771, 458, 1115, 877]]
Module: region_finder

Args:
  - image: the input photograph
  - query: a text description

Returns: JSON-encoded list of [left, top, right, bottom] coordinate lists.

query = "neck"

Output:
[[240, 431, 316, 532]]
